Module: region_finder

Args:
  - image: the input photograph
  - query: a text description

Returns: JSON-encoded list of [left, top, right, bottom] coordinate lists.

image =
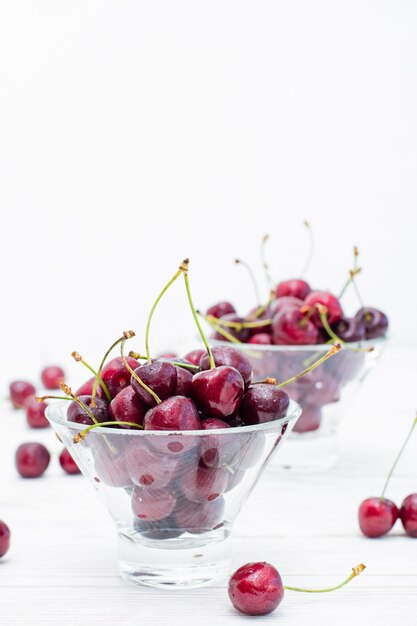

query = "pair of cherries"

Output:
[[359, 495, 417, 538], [15, 442, 80, 478], [207, 276, 388, 347], [10, 365, 66, 428]]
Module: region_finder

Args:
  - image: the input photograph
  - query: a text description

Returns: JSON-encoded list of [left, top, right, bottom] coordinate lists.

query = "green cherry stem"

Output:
[[276, 343, 341, 389], [35, 395, 71, 402], [181, 262, 216, 370], [60, 383, 98, 424], [91, 333, 135, 408], [207, 315, 272, 330], [120, 335, 161, 404], [235, 258, 261, 306], [198, 312, 243, 345], [73, 420, 143, 443], [284, 564, 366, 593], [381, 412, 417, 500], [128, 350, 199, 371], [145, 266, 184, 364], [317, 306, 373, 353], [71, 351, 112, 403], [260, 234, 274, 291], [245, 290, 275, 321]]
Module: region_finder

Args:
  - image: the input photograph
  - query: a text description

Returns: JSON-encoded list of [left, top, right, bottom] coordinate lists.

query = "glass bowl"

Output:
[[212, 338, 387, 472], [46, 399, 301, 589]]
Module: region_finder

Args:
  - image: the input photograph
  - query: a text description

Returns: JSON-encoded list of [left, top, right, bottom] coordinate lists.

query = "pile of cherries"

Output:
[[61, 342, 294, 538], [205, 273, 388, 434]]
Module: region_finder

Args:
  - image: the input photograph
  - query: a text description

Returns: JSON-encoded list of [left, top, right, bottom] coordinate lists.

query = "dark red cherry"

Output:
[[292, 404, 321, 433], [275, 278, 311, 300], [272, 307, 319, 345], [333, 317, 366, 342], [174, 496, 225, 533], [10, 380, 36, 408], [180, 463, 228, 503], [41, 365, 65, 389], [125, 441, 178, 489], [174, 366, 193, 397], [304, 291, 343, 327], [183, 349, 205, 366], [240, 384, 289, 425], [144, 396, 202, 455], [109, 386, 147, 427], [25, 397, 50, 428], [192, 366, 245, 418], [358, 497, 399, 537], [59, 448, 81, 474], [213, 314, 251, 342], [131, 486, 177, 521], [199, 345, 252, 387], [228, 562, 284, 616], [400, 494, 417, 537], [354, 307, 389, 339], [0, 520, 11, 558], [207, 301, 236, 319], [67, 395, 110, 426], [270, 296, 304, 317], [101, 356, 140, 399], [200, 418, 240, 468], [131, 361, 177, 407], [247, 333, 272, 345], [15, 442, 50, 478]]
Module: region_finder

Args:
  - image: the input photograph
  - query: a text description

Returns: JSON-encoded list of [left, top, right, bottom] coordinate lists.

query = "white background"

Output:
[[0, 1, 416, 377]]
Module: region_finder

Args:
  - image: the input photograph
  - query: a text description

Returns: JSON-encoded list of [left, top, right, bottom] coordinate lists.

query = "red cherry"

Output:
[[75, 376, 105, 398], [192, 366, 245, 418], [180, 463, 229, 503], [10, 381, 36, 408], [25, 397, 50, 428], [228, 562, 284, 615], [206, 301, 236, 319], [125, 441, 178, 489], [275, 279, 311, 300], [131, 486, 177, 521], [304, 291, 343, 327], [358, 497, 399, 537], [0, 520, 11, 558], [101, 356, 140, 399], [174, 496, 225, 533], [144, 396, 202, 456], [272, 307, 319, 345], [247, 333, 272, 345], [15, 442, 51, 478], [183, 349, 205, 366], [400, 494, 417, 537], [270, 296, 304, 317], [41, 365, 65, 389], [199, 346, 253, 387], [292, 405, 322, 433], [109, 386, 147, 427], [59, 448, 81, 474]]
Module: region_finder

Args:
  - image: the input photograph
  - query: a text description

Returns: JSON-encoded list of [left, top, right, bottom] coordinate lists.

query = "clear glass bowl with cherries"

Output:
[[203, 246, 389, 471]]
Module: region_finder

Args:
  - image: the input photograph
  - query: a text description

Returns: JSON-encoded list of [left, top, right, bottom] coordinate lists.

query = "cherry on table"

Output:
[[41, 365, 65, 390], [15, 442, 51, 478], [10, 380, 36, 408], [358, 497, 399, 537], [192, 365, 245, 419], [400, 494, 417, 537], [25, 397, 50, 428], [228, 562, 284, 616], [59, 448, 81, 474], [0, 520, 11, 558]]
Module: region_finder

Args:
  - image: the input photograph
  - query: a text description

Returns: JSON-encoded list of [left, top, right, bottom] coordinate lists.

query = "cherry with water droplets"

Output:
[[192, 365, 245, 419], [144, 396, 202, 455], [131, 361, 177, 407], [199, 345, 253, 387], [101, 356, 140, 399], [109, 386, 147, 427], [240, 384, 289, 425], [67, 395, 110, 426], [228, 562, 284, 616]]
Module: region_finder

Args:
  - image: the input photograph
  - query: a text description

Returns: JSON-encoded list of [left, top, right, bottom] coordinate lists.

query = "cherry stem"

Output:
[[120, 336, 161, 404], [317, 306, 372, 353], [59, 383, 98, 424], [381, 412, 417, 500], [276, 343, 341, 389], [73, 420, 143, 443], [128, 350, 199, 371], [299, 305, 316, 328], [199, 312, 242, 344], [71, 352, 111, 403], [300, 220, 314, 278], [145, 267, 183, 364], [234, 258, 261, 306], [36, 395, 71, 402], [181, 262, 216, 369], [207, 314, 272, 330], [284, 564, 366, 593], [245, 290, 275, 321], [260, 234, 273, 290], [91, 333, 134, 408]]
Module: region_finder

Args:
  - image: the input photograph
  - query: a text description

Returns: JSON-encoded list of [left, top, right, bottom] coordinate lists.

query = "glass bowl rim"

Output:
[[45, 399, 301, 437], [211, 336, 387, 353]]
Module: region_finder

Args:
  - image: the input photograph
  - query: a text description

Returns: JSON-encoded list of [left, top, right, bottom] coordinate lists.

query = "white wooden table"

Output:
[[1, 344, 416, 625]]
